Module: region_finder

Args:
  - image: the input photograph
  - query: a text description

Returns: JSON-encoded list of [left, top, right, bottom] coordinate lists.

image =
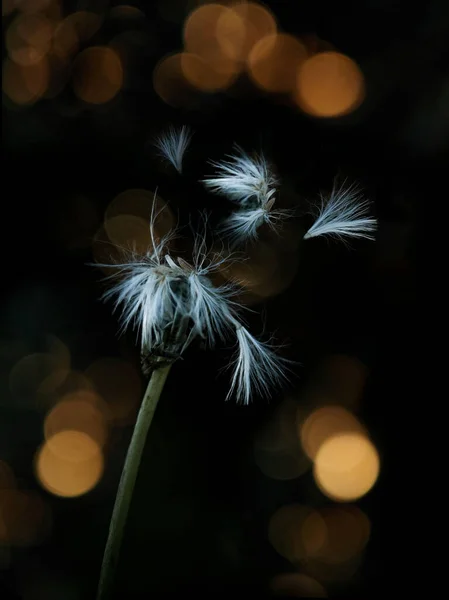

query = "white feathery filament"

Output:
[[154, 125, 193, 174], [100, 200, 288, 403], [304, 182, 377, 242], [203, 145, 289, 243]]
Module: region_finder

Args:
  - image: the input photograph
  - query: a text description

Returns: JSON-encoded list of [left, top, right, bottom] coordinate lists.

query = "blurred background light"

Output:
[[248, 32, 307, 94], [0, 487, 51, 547], [270, 573, 327, 597], [104, 214, 152, 254], [299, 405, 366, 461], [6, 13, 53, 67], [182, 3, 242, 90], [153, 52, 202, 108], [52, 18, 79, 61], [3, 56, 50, 105], [44, 390, 109, 450], [35, 431, 104, 497], [65, 11, 103, 43], [295, 51, 365, 117], [268, 504, 327, 563], [109, 5, 145, 21], [72, 46, 123, 104], [180, 51, 238, 92], [313, 433, 380, 501], [314, 505, 371, 564], [217, 1, 277, 64]]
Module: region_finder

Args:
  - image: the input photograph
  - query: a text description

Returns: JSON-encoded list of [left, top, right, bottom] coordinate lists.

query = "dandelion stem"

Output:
[[96, 364, 172, 600]]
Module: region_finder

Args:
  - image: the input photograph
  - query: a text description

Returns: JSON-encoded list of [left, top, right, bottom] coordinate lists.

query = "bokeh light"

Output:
[[72, 46, 123, 104], [0, 489, 51, 547], [180, 51, 237, 92], [15, 0, 52, 14], [248, 32, 307, 93], [109, 5, 146, 21], [153, 52, 202, 108], [85, 358, 141, 425], [44, 390, 109, 450], [3, 56, 49, 105], [6, 13, 53, 67], [268, 504, 327, 563], [182, 3, 242, 90], [271, 573, 327, 597], [314, 433, 380, 501], [216, 1, 277, 63], [299, 405, 366, 461], [65, 11, 103, 43], [35, 431, 104, 497], [104, 214, 152, 254], [315, 505, 371, 564], [3, 0, 15, 17], [103, 189, 174, 254], [0, 460, 17, 491], [52, 18, 79, 60], [295, 52, 365, 117], [220, 237, 299, 304], [105, 189, 174, 235], [9, 352, 68, 401]]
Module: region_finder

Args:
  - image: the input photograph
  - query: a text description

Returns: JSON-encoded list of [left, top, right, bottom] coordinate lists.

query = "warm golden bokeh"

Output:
[[43, 429, 101, 462], [52, 18, 79, 60], [296, 52, 365, 117], [0, 489, 50, 547], [315, 506, 371, 564], [104, 214, 152, 255], [44, 390, 109, 450], [219, 237, 299, 304], [271, 573, 327, 597], [6, 13, 53, 67], [35, 431, 104, 497], [248, 32, 307, 93], [153, 53, 201, 108], [85, 358, 142, 425], [15, 0, 52, 14], [180, 51, 238, 92], [109, 5, 146, 20], [3, 56, 49, 105], [314, 433, 380, 501], [72, 46, 123, 104], [3, 0, 15, 17], [268, 504, 328, 563], [299, 405, 366, 461], [65, 11, 103, 43], [217, 1, 277, 63], [105, 189, 174, 248], [9, 352, 67, 400], [183, 3, 243, 87], [0, 460, 16, 491]]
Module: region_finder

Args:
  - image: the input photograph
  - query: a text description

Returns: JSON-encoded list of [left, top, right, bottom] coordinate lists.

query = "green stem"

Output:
[[96, 364, 172, 600]]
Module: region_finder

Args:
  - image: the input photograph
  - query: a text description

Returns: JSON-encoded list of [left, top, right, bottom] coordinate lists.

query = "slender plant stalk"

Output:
[[97, 364, 172, 600]]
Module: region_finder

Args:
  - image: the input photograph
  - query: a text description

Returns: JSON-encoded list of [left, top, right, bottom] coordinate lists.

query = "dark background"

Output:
[[1, 0, 439, 598]]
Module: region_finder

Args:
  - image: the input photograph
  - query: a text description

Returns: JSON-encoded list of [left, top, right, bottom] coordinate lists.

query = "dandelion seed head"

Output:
[[203, 144, 278, 209]]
